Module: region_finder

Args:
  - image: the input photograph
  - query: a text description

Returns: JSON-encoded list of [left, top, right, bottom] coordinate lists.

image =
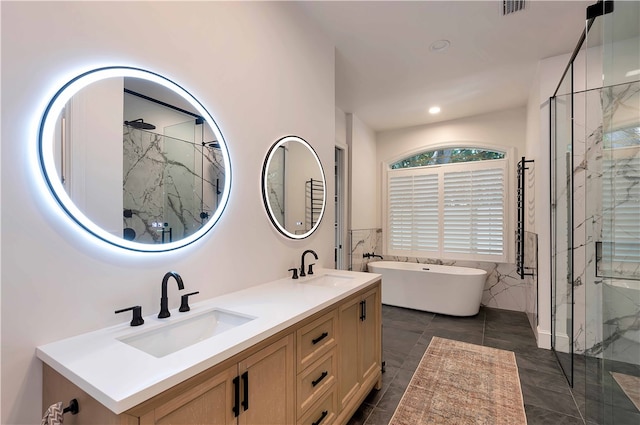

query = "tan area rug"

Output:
[[611, 372, 640, 412], [389, 337, 527, 425]]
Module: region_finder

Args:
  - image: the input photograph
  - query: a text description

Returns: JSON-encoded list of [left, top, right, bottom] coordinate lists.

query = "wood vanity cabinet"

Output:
[[134, 334, 295, 425], [42, 280, 381, 425], [335, 286, 382, 423], [43, 334, 294, 425]]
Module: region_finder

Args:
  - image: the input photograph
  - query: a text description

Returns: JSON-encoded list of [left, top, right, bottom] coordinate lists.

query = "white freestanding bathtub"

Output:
[[367, 261, 487, 316]]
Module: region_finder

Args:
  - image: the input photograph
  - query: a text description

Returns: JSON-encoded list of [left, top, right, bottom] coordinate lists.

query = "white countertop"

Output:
[[36, 269, 380, 414]]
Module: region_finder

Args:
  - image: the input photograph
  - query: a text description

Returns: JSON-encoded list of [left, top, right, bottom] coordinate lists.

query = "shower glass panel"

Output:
[[552, 2, 640, 423], [163, 120, 198, 242], [591, 2, 640, 423], [552, 67, 575, 386], [123, 122, 219, 244]]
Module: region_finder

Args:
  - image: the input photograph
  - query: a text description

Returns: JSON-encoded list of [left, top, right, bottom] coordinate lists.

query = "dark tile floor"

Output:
[[347, 305, 640, 425]]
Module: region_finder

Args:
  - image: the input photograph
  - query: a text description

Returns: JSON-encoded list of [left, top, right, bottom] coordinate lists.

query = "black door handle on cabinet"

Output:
[[360, 300, 365, 321], [311, 371, 328, 387], [312, 332, 329, 345], [312, 410, 328, 425], [232, 376, 240, 417], [241, 371, 249, 411], [363, 299, 367, 320]]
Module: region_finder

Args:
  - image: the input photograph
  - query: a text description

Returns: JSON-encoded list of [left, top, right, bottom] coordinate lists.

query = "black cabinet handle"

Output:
[[312, 332, 329, 345], [363, 299, 367, 321], [312, 410, 328, 425], [359, 300, 365, 321], [241, 371, 249, 411], [311, 371, 328, 387], [232, 376, 240, 417]]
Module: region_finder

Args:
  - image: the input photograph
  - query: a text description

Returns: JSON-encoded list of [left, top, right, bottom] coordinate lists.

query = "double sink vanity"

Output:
[[38, 269, 382, 425], [35, 67, 374, 424]]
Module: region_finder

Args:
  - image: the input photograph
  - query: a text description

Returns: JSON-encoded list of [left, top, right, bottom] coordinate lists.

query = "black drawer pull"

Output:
[[232, 376, 240, 417], [312, 332, 329, 345], [312, 410, 328, 425], [241, 371, 249, 411], [311, 371, 328, 387]]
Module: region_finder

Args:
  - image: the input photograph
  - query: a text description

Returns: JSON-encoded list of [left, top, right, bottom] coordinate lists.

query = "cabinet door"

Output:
[[238, 334, 295, 425], [337, 296, 361, 410], [140, 365, 236, 425], [360, 287, 381, 385]]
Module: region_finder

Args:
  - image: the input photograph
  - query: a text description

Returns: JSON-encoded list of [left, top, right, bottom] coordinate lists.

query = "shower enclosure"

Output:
[[551, 1, 639, 423], [123, 119, 225, 244]]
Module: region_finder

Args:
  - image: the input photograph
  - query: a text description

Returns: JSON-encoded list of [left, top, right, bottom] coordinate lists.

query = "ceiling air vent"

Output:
[[501, 0, 525, 16]]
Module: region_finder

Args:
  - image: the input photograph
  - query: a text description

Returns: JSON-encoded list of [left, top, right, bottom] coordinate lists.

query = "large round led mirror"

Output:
[[38, 67, 231, 252], [262, 135, 326, 239]]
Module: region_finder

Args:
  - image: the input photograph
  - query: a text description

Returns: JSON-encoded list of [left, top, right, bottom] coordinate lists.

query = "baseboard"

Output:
[[537, 326, 572, 352], [536, 326, 551, 349]]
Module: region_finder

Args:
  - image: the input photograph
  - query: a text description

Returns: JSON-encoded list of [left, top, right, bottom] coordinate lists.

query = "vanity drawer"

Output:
[[297, 310, 336, 369], [297, 349, 336, 417], [297, 387, 337, 425]]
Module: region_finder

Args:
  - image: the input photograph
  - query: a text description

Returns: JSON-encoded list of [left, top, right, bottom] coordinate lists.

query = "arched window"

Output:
[[385, 146, 508, 262], [390, 148, 505, 169]]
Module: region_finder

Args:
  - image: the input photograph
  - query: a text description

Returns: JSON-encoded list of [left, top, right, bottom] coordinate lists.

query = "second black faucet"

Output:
[[299, 249, 318, 277], [158, 271, 184, 318]]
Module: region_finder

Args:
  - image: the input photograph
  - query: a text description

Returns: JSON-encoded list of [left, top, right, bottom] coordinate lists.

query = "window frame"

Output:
[[382, 144, 515, 263]]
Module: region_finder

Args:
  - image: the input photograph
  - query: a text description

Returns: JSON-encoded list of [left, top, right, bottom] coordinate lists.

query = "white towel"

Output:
[[41, 402, 64, 425]]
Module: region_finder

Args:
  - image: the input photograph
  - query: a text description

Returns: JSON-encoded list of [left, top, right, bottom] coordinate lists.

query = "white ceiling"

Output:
[[296, 1, 593, 132]]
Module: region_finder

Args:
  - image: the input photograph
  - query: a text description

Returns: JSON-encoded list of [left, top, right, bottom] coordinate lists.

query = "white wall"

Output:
[[347, 113, 377, 229], [377, 108, 527, 228], [0, 2, 334, 424]]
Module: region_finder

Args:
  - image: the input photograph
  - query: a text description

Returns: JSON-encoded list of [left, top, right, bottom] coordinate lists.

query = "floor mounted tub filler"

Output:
[[367, 261, 487, 316]]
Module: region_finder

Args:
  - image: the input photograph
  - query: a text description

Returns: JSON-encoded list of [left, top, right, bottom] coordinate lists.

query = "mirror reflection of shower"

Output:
[[122, 85, 226, 245], [124, 118, 156, 130]]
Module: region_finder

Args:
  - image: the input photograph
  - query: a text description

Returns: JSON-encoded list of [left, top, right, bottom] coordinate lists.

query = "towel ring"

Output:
[[63, 399, 79, 415]]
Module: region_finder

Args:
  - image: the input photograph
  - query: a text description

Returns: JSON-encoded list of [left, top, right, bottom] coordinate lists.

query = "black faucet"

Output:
[[158, 271, 184, 318], [300, 249, 318, 277]]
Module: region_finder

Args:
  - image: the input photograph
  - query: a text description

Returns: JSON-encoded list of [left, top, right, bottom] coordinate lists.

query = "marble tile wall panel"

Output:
[[565, 82, 640, 362], [349, 228, 383, 272], [123, 128, 225, 244], [524, 231, 538, 331]]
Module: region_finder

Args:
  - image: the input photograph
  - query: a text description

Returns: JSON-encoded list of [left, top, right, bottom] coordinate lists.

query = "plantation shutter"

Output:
[[385, 158, 508, 261], [602, 155, 640, 274], [388, 172, 439, 253], [443, 167, 505, 256]]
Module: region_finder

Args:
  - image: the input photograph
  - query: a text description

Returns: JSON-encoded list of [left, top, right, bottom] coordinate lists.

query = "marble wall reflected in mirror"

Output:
[[262, 136, 326, 239], [38, 67, 231, 252]]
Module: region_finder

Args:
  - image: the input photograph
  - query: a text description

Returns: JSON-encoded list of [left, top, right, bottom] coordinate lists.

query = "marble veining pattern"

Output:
[[123, 127, 225, 243], [556, 81, 640, 364]]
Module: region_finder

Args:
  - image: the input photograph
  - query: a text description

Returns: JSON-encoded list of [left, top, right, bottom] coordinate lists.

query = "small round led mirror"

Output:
[[262, 135, 326, 239]]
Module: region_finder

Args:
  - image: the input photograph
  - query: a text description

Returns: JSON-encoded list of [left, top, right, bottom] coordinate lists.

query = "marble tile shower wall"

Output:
[[523, 231, 538, 331], [123, 128, 225, 243], [349, 228, 537, 314], [566, 82, 640, 365]]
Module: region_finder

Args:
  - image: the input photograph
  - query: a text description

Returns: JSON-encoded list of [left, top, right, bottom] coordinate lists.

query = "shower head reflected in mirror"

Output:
[[203, 141, 220, 149], [124, 118, 156, 130]]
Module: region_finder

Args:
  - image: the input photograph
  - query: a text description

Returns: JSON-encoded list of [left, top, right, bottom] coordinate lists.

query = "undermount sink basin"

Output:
[[304, 273, 355, 287], [118, 309, 255, 358]]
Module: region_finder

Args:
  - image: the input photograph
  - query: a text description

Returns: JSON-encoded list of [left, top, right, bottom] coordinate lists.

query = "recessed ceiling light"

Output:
[[429, 106, 441, 114], [429, 39, 450, 53]]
